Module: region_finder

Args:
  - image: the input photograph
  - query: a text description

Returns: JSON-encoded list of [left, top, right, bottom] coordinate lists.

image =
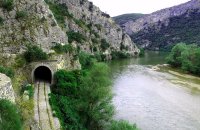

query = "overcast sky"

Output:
[[89, 0, 190, 16]]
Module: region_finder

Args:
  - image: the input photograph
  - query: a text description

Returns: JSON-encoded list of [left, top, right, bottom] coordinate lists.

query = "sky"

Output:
[[89, 0, 190, 17]]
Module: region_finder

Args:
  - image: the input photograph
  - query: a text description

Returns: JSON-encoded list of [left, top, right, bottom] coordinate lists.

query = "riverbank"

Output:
[[150, 64, 200, 92]]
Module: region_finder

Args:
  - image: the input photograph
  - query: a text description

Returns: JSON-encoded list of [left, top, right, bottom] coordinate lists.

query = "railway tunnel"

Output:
[[33, 65, 53, 84]]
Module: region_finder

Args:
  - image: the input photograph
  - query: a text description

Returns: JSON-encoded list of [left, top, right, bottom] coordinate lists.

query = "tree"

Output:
[[167, 43, 200, 76], [166, 43, 187, 67], [50, 63, 115, 130], [78, 63, 114, 130]]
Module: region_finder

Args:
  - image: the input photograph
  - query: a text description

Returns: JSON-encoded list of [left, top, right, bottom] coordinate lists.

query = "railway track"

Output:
[[34, 81, 60, 130]]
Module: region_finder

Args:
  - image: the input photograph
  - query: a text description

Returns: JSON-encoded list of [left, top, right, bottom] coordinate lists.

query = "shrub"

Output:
[[102, 12, 110, 18], [120, 43, 128, 51], [139, 48, 145, 57], [74, 19, 87, 29], [101, 39, 110, 51], [78, 52, 96, 68], [0, 99, 22, 130], [91, 38, 99, 44], [0, 16, 4, 25], [111, 51, 130, 59], [13, 54, 26, 68], [108, 120, 138, 130], [67, 31, 86, 43], [89, 2, 93, 12], [21, 84, 34, 98], [0, 65, 14, 78], [87, 23, 92, 31], [0, 0, 14, 11], [52, 44, 74, 54], [93, 31, 100, 38], [90, 52, 103, 62], [16, 11, 28, 19], [95, 24, 102, 30], [24, 45, 48, 62]]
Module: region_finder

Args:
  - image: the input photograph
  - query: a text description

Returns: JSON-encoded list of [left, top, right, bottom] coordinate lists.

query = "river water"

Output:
[[108, 51, 200, 130]]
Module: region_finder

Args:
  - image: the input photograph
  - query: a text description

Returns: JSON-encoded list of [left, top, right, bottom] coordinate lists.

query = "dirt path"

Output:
[[34, 81, 60, 130]]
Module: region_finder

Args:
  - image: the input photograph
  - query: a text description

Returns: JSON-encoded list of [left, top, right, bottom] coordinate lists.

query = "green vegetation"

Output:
[[16, 11, 28, 19], [78, 51, 96, 69], [52, 43, 74, 54], [101, 39, 110, 51], [95, 24, 102, 31], [0, 65, 14, 78], [74, 19, 88, 30], [0, 99, 22, 130], [21, 84, 34, 98], [93, 31, 100, 38], [13, 54, 26, 68], [91, 38, 99, 44], [87, 23, 92, 31], [67, 31, 86, 43], [0, 16, 4, 25], [111, 51, 131, 59], [24, 45, 48, 63], [167, 43, 200, 75], [45, 0, 73, 27], [120, 44, 128, 51], [139, 48, 145, 57], [50, 52, 138, 129], [50, 63, 114, 129], [0, 0, 14, 11], [108, 120, 138, 130]]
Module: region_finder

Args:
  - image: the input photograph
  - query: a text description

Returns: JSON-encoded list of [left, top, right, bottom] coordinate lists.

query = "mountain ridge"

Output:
[[114, 0, 200, 50]]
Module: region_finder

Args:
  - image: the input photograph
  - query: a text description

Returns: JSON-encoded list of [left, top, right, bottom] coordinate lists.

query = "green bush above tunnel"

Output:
[[24, 45, 48, 63]]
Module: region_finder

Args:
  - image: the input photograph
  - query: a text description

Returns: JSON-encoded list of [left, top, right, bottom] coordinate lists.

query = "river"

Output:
[[108, 51, 200, 130]]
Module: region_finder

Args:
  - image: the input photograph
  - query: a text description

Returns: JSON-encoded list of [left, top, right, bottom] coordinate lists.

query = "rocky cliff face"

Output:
[[0, 0, 67, 53], [0, 0, 139, 57], [118, 0, 200, 50], [0, 73, 15, 103], [51, 0, 139, 55]]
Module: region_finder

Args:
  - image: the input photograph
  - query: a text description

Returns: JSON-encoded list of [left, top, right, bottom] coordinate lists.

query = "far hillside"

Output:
[[113, 13, 145, 26]]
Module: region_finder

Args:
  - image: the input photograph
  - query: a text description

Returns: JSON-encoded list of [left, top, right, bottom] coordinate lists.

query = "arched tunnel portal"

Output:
[[32, 65, 53, 84]]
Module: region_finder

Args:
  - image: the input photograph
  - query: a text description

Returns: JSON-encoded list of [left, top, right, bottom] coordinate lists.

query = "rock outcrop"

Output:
[[0, 73, 15, 102], [0, 0, 139, 57], [0, 0, 67, 53]]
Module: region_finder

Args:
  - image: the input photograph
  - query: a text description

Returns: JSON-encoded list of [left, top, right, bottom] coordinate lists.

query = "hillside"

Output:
[[0, 0, 139, 57], [113, 13, 145, 26], [117, 0, 200, 51]]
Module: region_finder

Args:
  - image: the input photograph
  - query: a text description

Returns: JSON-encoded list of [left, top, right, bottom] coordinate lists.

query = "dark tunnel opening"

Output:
[[34, 66, 52, 83]]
